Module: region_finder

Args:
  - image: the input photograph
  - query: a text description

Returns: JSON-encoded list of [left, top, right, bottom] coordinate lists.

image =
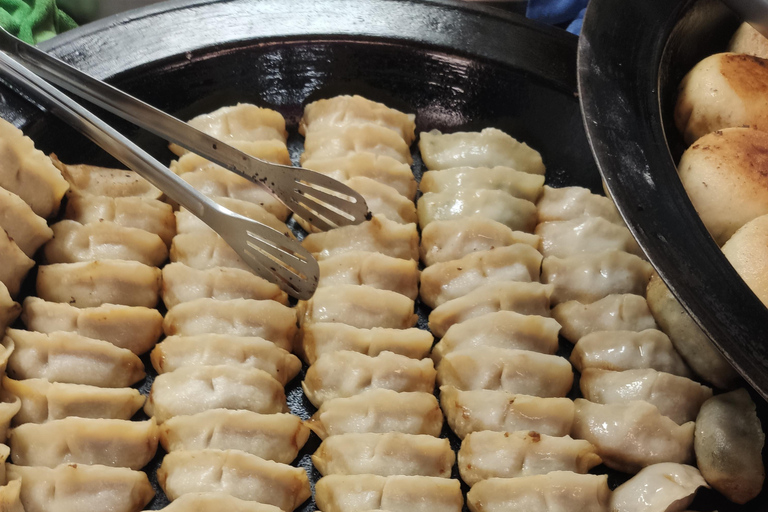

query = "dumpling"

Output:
[[302, 215, 419, 261], [0, 119, 69, 218], [570, 329, 692, 377], [303, 351, 436, 407], [298, 285, 417, 329], [302, 124, 413, 164], [536, 185, 621, 224], [341, 176, 416, 225], [419, 166, 544, 202], [440, 386, 575, 439], [432, 311, 560, 363], [317, 251, 419, 300], [21, 297, 162, 355], [161, 262, 288, 309], [0, 479, 23, 512], [428, 282, 553, 338], [0, 230, 34, 297], [172, 139, 290, 173], [4, 329, 145, 387], [175, 198, 293, 239], [542, 251, 653, 305], [300, 323, 432, 364], [64, 192, 175, 245], [312, 432, 454, 477], [303, 152, 417, 200], [145, 365, 287, 423], [143, 492, 282, 512], [694, 389, 766, 504], [0, 283, 21, 334], [8, 417, 158, 470], [420, 245, 542, 308], [7, 463, 154, 512], [300, 95, 416, 143], [611, 463, 708, 512], [150, 334, 301, 385], [418, 188, 538, 231], [580, 368, 711, 425], [536, 217, 642, 259], [159, 409, 309, 464], [552, 294, 657, 343], [44, 220, 167, 266], [572, 399, 695, 473], [419, 128, 545, 174], [437, 347, 573, 397], [307, 389, 443, 439], [314, 474, 463, 512], [163, 298, 297, 350], [4, 377, 145, 425], [36, 260, 161, 308], [0, 392, 21, 441], [420, 216, 540, 266], [0, 187, 53, 257], [157, 449, 311, 511], [52, 155, 161, 199], [170, 232, 254, 274], [466, 472, 610, 512], [728, 22, 768, 58], [458, 431, 601, 486]]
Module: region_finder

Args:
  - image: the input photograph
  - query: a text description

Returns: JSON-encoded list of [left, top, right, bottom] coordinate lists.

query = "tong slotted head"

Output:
[[0, 32, 322, 299]]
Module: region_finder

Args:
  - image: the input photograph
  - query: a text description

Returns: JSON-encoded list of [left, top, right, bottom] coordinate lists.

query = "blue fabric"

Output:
[[526, 0, 588, 33], [566, 6, 587, 34]]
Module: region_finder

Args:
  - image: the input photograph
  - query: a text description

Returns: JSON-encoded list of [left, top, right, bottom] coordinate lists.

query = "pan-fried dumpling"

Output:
[[4, 329, 145, 387], [145, 365, 287, 423], [161, 262, 288, 309], [163, 298, 297, 349], [440, 386, 575, 439], [342, 176, 417, 225], [419, 128, 545, 174], [0, 283, 21, 334], [729, 22, 768, 58], [302, 215, 419, 261], [466, 472, 610, 512], [0, 188, 52, 257], [694, 389, 766, 504], [4, 377, 145, 425], [418, 188, 537, 231], [552, 294, 657, 343], [160, 409, 308, 464], [536, 217, 642, 258], [7, 462, 154, 512], [158, 449, 311, 510], [145, 492, 283, 512], [175, 198, 293, 239], [318, 251, 419, 300], [300, 95, 416, 143], [9, 417, 158, 470], [572, 399, 695, 473], [580, 369, 711, 425], [420, 245, 542, 308], [170, 232, 257, 274], [432, 311, 560, 363], [301, 323, 432, 364], [437, 348, 573, 397], [542, 251, 653, 305], [65, 192, 175, 245], [302, 124, 413, 164], [0, 230, 34, 297], [314, 474, 463, 512], [420, 217, 540, 266], [313, 432, 454, 477], [0, 392, 21, 441], [21, 297, 163, 355], [0, 120, 69, 218], [303, 351, 435, 407], [45, 220, 167, 266], [458, 431, 601, 486], [570, 329, 692, 377], [536, 185, 622, 224], [298, 285, 417, 329], [428, 282, 552, 338], [611, 463, 707, 512], [36, 260, 161, 308], [419, 166, 544, 202], [303, 152, 417, 200], [52, 155, 161, 199], [0, 479, 23, 512], [307, 389, 443, 439], [150, 334, 301, 385]]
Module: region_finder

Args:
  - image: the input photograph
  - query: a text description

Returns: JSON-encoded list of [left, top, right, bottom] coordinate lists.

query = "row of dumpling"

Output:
[[142, 104, 313, 512], [293, 96, 464, 512]]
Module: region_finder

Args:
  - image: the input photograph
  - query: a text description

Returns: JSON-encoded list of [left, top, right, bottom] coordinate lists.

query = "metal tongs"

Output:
[[720, 0, 768, 39], [0, 28, 371, 300]]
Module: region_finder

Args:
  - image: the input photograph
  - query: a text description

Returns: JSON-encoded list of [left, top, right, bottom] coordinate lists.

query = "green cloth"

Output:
[[0, 0, 76, 44]]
